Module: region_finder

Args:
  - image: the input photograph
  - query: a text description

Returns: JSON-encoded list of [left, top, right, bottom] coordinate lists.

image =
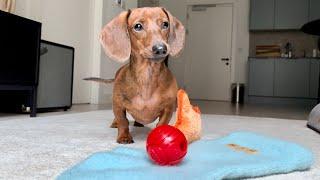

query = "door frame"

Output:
[[184, 0, 237, 101]]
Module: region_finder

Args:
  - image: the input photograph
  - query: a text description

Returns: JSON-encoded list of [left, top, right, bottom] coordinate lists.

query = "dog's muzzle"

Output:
[[152, 43, 167, 56]]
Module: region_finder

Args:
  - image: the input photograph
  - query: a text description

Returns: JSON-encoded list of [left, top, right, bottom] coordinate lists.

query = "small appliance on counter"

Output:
[[283, 42, 293, 58], [302, 19, 320, 59]]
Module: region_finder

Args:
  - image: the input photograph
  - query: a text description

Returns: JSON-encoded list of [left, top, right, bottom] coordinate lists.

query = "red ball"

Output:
[[146, 125, 188, 166]]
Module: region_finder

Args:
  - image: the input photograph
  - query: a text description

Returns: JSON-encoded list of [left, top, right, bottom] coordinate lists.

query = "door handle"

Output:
[[221, 58, 230, 61]]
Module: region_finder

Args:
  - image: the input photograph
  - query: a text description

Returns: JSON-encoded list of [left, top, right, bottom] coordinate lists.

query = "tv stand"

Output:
[[0, 85, 37, 117]]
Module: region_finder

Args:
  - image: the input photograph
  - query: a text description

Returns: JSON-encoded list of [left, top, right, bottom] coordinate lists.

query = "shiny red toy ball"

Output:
[[146, 125, 188, 166]]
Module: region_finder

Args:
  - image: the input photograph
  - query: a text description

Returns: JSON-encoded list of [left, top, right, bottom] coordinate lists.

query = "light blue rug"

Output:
[[58, 132, 314, 180]]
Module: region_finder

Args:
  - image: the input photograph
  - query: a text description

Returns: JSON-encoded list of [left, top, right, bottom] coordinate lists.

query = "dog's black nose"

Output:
[[152, 44, 167, 56]]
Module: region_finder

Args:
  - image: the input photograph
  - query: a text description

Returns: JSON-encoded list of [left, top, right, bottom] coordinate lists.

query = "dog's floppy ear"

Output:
[[162, 8, 185, 57], [100, 11, 131, 63]]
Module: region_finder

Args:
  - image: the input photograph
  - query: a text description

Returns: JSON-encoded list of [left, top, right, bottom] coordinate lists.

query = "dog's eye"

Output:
[[133, 23, 143, 31], [162, 22, 169, 30]]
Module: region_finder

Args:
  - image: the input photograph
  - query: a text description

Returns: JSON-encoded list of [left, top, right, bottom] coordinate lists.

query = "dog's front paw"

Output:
[[117, 134, 134, 144]]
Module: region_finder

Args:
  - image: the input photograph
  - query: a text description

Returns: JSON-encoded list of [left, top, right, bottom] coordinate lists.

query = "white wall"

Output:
[[95, 0, 137, 104], [90, 0, 104, 104], [14, 0, 248, 104], [15, 0, 28, 17], [15, 0, 138, 105], [234, 0, 250, 83], [159, 0, 188, 88], [159, 0, 250, 87], [15, 0, 95, 104]]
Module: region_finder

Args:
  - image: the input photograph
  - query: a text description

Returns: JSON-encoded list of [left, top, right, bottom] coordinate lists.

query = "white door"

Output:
[[186, 4, 233, 101]]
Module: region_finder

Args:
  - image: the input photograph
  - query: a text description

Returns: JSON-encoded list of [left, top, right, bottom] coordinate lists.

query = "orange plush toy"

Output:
[[174, 89, 202, 144]]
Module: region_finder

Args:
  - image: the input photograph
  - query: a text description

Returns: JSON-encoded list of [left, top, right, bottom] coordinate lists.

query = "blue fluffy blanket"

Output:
[[58, 132, 313, 180]]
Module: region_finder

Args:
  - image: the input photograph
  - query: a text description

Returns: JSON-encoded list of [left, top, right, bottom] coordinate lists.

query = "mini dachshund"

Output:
[[86, 7, 185, 144]]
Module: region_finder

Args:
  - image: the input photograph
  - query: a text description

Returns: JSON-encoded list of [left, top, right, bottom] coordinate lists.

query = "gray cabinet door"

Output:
[[309, 0, 320, 22], [275, 0, 309, 29], [274, 59, 309, 98], [38, 42, 74, 108], [248, 58, 275, 96], [250, 0, 275, 30], [310, 59, 320, 98]]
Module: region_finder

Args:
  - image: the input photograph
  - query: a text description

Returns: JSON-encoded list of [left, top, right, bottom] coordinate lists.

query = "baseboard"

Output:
[[247, 96, 318, 106]]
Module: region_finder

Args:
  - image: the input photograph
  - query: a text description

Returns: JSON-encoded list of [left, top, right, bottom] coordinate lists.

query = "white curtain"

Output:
[[0, 0, 15, 13]]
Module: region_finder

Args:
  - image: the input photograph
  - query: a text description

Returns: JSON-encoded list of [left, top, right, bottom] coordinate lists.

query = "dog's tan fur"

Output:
[[91, 7, 185, 144]]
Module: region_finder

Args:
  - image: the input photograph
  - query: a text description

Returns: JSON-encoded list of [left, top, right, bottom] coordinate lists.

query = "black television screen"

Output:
[[0, 10, 41, 85]]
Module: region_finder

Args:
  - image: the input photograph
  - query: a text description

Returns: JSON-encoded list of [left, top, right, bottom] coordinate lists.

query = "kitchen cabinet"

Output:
[[248, 58, 275, 96], [274, 59, 309, 97], [274, 0, 309, 29], [249, 0, 313, 30], [249, 58, 320, 101], [309, 0, 320, 22], [250, 0, 275, 30], [310, 59, 320, 98]]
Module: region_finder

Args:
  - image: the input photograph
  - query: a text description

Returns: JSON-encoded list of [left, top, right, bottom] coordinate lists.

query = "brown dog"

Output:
[[87, 7, 185, 144]]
